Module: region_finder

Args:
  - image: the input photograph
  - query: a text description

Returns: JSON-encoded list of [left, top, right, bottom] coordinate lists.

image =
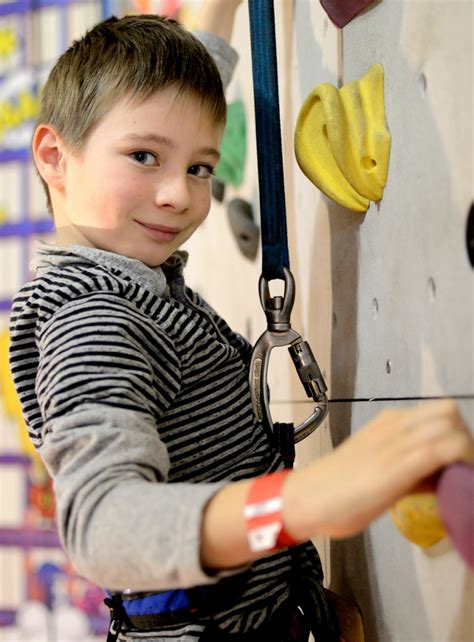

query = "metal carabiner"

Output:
[[249, 268, 328, 443]]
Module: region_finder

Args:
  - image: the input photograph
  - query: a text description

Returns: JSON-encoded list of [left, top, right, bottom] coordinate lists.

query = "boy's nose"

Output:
[[154, 174, 191, 213]]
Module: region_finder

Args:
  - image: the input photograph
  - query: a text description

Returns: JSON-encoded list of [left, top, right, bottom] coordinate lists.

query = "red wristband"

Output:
[[244, 470, 298, 553]]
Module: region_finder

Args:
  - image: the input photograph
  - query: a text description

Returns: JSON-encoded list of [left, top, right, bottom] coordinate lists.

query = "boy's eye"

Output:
[[131, 151, 156, 166], [188, 164, 215, 179]]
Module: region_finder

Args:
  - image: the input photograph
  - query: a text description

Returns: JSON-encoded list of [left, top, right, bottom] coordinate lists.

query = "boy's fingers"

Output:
[[361, 401, 473, 490], [406, 399, 463, 428]]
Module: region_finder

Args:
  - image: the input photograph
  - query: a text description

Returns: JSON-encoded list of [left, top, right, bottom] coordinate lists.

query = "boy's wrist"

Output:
[[244, 471, 298, 552]]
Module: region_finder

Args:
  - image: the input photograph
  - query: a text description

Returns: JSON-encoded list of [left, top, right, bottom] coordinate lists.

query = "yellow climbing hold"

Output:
[[390, 487, 446, 548], [0, 328, 41, 465], [0, 26, 17, 60], [294, 64, 391, 213]]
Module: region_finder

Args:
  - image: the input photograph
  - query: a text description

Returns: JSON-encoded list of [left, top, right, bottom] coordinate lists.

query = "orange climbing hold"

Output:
[[390, 476, 446, 548]]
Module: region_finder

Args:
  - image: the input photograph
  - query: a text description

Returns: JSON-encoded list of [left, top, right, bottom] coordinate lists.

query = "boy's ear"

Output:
[[32, 124, 68, 190]]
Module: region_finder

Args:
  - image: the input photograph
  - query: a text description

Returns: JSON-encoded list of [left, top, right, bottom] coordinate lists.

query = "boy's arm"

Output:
[[192, 1, 243, 90], [200, 401, 474, 570], [28, 296, 473, 586], [33, 296, 229, 591], [195, 0, 243, 44]]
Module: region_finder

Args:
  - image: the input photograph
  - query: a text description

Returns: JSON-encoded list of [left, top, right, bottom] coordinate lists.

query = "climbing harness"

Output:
[[248, 0, 328, 457], [104, 578, 248, 641]]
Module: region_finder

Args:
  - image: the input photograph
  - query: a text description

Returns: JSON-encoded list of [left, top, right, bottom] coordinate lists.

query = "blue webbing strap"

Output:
[[248, 0, 290, 281]]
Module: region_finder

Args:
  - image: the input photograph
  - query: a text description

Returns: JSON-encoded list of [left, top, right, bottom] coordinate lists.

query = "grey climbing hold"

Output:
[[212, 177, 226, 203], [227, 198, 259, 261]]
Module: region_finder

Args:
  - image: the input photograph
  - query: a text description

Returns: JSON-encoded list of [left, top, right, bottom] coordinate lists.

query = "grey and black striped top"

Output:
[[9, 243, 328, 641]]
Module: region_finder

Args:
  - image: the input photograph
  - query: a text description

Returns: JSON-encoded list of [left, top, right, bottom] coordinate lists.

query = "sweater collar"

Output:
[[32, 242, 189, 299]]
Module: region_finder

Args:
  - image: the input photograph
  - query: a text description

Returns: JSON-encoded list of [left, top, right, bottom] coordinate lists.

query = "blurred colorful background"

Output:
[[0, 3, 191, 640]]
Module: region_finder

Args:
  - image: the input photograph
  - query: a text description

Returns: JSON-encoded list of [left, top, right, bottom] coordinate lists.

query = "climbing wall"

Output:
[[187, 1, 473, 640], [323, 3, 474, 640]]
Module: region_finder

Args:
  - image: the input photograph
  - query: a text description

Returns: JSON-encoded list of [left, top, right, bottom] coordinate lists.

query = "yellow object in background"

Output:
[[0, 328, 41, 465], [294, 64, 391, 213], [390, 488, 446, 548], [0, 328, 23, 420]]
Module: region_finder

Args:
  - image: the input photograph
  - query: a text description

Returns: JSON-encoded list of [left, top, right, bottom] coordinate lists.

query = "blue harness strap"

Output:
[[123, 589, 192, 619], [105, 578, 249, 639], [248, 0, 290, 281], [105, 588, 211, 640]]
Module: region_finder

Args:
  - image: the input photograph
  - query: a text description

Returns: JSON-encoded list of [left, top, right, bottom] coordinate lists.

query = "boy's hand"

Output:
[[201, 400, 473, 570], [286, 400, 474, 541]]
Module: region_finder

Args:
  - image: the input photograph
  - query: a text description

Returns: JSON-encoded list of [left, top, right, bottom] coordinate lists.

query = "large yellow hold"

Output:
[[294, 64, 391, 213]]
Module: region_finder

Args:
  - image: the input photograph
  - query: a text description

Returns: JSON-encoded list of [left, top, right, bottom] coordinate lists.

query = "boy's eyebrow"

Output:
[[121, 133, 221, 160]]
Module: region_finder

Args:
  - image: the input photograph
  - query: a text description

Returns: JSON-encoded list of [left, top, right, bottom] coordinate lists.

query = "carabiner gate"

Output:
[[249, 268, 328, 443]]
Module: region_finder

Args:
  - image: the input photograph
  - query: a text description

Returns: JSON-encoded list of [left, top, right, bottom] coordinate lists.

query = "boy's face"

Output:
[[55, 87, 223, 267]]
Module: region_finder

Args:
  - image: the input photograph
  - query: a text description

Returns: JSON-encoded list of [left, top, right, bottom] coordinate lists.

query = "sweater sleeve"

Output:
[[36, 294, 232, 591], [193, 30, 239, 90]]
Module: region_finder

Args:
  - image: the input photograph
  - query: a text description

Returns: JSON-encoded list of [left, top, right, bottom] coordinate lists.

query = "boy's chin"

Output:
[[125, 247, 174, 268]]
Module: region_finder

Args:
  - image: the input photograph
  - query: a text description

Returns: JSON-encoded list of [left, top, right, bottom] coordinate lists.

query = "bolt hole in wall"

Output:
[[371, 297, 378, 320], [386, 360, 392, 375], [427, 277, 436, 302], [419, 71, 428, 93]]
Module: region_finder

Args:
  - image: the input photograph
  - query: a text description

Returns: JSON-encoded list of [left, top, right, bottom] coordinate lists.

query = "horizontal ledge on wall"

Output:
[[272, 395, 474, 404], [329, 395, 474, 403]]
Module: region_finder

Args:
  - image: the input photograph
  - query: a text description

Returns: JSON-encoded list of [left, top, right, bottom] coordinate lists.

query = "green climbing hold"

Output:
[[215, 100, 246, 187]]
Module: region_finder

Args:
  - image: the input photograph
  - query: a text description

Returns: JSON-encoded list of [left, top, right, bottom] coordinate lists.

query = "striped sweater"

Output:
[[9, 243, 333, 641]]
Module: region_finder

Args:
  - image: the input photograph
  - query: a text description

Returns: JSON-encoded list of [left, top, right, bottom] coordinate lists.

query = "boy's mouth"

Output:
[[136, 221, 182, 242]]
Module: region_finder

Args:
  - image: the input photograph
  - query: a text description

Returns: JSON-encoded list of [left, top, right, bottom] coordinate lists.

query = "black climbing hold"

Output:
[[466, 202, 474, 268]]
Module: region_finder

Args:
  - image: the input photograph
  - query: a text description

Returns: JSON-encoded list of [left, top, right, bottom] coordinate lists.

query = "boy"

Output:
[[8, 5, 473, 642]]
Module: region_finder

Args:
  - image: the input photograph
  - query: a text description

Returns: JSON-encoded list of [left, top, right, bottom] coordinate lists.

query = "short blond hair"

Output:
[[37, 14, 227, 213]]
